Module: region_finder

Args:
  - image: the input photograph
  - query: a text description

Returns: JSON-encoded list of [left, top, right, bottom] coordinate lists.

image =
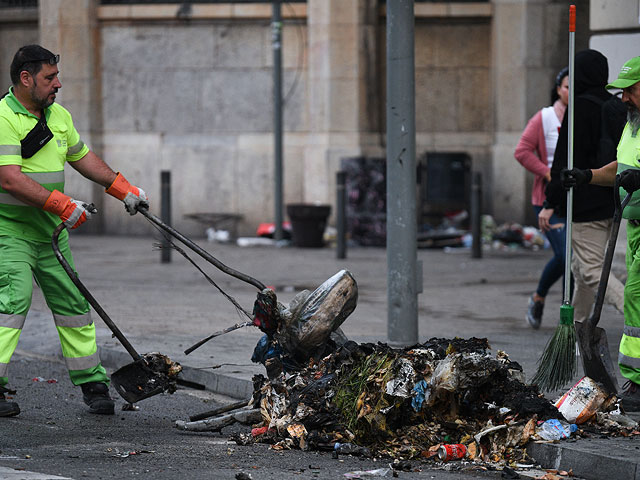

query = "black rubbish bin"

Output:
[[286, 204, 331, 248]]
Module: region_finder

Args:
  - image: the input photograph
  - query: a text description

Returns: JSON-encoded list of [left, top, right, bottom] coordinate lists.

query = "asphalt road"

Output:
[[0, 354, 553, 480]]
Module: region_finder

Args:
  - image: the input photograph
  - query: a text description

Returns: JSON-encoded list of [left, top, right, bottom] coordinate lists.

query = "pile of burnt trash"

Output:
[[237, 337, 561, 463]]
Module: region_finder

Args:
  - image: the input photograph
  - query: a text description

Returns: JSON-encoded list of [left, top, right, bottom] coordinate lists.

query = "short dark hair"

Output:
[[10, 45, 59, 85]]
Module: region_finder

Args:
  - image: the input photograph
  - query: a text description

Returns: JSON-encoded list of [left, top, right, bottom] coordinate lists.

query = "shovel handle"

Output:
[[137, 207, 266, 291], [52, 223, 141, 362], [586, 177, 631, 329]]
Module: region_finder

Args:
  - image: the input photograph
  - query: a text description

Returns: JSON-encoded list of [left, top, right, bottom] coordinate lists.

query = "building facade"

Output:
[[1, 0, 634, 237]]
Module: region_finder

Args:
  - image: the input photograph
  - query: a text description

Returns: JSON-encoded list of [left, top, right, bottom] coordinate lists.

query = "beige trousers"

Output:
[[571, 219, 625, 323]]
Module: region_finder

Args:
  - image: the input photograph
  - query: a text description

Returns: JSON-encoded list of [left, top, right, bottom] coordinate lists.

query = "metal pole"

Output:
[[471, 172, 482, 259], [386, 0, 418, 346], [160, 170, 172, 263], [336, 171, 347, 259], [272, 0, 284, 241]]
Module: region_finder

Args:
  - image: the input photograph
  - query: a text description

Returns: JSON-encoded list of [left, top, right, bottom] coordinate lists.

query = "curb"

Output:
[[527, 438, 640, 480]]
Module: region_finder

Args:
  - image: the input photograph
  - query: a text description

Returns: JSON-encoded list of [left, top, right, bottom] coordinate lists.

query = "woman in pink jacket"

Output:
[[515, 68, 569, 329]]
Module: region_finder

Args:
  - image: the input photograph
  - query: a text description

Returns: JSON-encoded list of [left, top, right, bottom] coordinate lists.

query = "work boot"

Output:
[[620, 381, 640, 412], [526, 295, 544, 329], [81, 382, 115, 415], [0, 386, 20, 417]]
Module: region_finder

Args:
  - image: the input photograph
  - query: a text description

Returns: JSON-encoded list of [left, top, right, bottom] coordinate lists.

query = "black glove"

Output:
[[618, 170, 640, 194], [560, 168, 592, 189]]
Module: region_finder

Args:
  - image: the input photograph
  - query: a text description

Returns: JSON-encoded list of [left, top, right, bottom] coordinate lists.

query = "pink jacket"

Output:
[[514, 110, 551, 207]]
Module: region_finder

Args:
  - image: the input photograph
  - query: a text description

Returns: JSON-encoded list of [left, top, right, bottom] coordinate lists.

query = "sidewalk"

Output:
[[15, 230, 639, 480]]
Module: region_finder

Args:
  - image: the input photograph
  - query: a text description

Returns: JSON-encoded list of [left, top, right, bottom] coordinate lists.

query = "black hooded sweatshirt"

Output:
[[544, 49, 615, 222]]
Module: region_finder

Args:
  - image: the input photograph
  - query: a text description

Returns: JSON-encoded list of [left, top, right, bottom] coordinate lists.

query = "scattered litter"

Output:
[[343, 467, 391, 478], [110, 449, 155, 458], [438, 444, 466, 461], [32, 377, 57, 383], [554, 376, 613, 424], [235, 473, 252, 480], [536, 419, 576, 441], [121, 403, 139, 411]]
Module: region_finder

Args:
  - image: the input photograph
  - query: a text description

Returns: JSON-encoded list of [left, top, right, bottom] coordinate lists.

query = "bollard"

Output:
[[161, 170, 172, 263], [336, 171, 347, 259], [471, 171, 482, 259]]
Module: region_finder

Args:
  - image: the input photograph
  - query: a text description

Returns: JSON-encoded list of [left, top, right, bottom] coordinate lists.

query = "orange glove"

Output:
[[43, 190, 95, 229], [105, 173, 149, 215]]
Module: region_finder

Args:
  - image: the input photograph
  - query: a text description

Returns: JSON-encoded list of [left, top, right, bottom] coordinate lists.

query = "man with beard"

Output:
[[562, 56, 640, 410], [0, 45, 148, 417], [539, 49, 625, 334]]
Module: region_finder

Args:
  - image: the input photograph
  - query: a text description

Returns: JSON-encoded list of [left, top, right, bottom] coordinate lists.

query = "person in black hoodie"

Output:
[[538, 49, 625, 325]]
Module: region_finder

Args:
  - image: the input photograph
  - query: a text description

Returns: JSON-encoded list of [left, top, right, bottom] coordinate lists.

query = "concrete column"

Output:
[[304, 0, 378, 205], [39, 0, 104, 232]]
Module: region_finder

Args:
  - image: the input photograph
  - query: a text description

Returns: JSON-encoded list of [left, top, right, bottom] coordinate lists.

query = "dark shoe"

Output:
[[620, 380, 640, 412], [81, 382, 115, 415], [526, 295, 544, 329], [0, 386, 20, 417]]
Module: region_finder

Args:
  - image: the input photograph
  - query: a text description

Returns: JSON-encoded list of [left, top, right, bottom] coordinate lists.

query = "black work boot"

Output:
[[0, 386, 20, 417], [621, 381, 640, 412], [81, 382, 115, 415]]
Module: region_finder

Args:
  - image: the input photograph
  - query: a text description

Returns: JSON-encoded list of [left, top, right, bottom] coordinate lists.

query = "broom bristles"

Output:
[[531, 324, 577, 392]]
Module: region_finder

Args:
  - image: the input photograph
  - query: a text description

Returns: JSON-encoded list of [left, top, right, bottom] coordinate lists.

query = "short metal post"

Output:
[[471, 172, 482, 259], [336, 171, 347, 259], [161, 170, 172, 263]]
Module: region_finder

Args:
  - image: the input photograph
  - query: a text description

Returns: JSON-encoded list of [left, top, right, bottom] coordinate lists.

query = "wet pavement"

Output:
[[8, 227, 640, 479]]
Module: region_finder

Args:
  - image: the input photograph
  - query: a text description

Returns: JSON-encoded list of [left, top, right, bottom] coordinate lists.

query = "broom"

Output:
[[531, 4, 577, 392]]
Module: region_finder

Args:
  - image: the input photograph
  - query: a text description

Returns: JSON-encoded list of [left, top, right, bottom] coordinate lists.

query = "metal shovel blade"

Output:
[[575, 320, 618, 394], [111, 353, 182, 403]]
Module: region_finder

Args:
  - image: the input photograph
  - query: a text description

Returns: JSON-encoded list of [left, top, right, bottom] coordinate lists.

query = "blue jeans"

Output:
[[533, 206, 566, 298]]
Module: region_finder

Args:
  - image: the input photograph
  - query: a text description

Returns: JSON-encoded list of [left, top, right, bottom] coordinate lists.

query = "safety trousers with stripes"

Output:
[[620, 222, 640, 385], [0, 234, 108, 387]]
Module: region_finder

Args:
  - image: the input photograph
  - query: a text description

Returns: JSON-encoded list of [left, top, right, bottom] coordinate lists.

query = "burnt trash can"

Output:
[[286, 204, 331, 248]]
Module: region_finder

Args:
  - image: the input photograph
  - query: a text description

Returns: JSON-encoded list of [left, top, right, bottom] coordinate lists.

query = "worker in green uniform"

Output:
[[0, 45, 148, 416], [561, 56, 640, 410]]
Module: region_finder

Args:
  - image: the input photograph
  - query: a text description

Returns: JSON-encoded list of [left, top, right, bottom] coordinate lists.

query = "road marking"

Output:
[[0, 466, 72, 479]]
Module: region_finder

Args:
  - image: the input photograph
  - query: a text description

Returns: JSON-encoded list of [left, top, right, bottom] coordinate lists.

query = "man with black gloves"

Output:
[[539, 49, 626, 334], [0, 45, 149, 416], [561, 56, 640, 410]]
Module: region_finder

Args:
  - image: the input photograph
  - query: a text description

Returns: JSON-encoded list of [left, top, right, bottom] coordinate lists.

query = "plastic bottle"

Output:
[[537, 419, 577, 440], [333, 442, 372, 457]]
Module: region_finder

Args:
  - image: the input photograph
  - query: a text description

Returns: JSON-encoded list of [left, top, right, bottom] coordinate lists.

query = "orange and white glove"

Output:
[[105, 173, 149, 215], [43, 190, 96, 230]]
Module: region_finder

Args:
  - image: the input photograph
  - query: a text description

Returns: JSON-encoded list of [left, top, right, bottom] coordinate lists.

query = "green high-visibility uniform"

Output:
[[0, 88, 108, 387], [617, 122, 640, 384]]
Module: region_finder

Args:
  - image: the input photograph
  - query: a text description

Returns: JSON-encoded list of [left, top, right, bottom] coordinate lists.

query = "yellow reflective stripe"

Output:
[[53, 313, 92, 328], [67, 140, 85, 155], [0, 145, 21, 156], [0, 313, 26, 329], [64, 350, 100, 371], [24, 171, 64, 183]]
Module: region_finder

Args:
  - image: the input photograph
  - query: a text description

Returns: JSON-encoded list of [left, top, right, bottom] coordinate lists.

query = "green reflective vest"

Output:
[[0, 88, 89, 241]]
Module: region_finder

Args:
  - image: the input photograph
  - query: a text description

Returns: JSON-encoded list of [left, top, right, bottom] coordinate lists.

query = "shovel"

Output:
[[52, 222, 182, 403], [575, 179, 631, 394]]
